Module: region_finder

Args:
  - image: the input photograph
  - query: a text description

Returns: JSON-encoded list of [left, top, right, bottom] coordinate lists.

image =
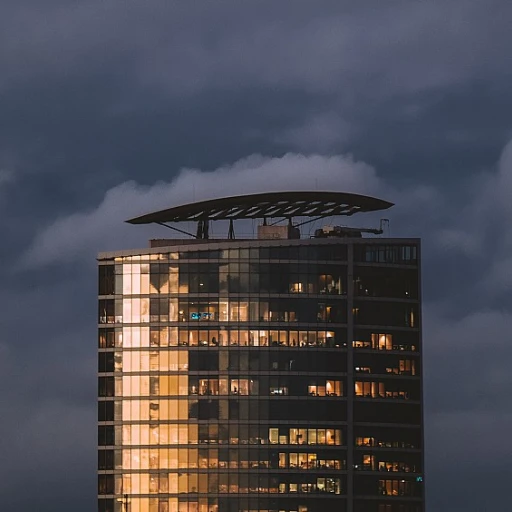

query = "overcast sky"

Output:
[[1, 1, 511, 510]]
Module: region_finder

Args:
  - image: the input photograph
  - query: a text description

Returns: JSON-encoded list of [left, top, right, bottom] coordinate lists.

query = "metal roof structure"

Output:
[[126, 191, 393, 225]]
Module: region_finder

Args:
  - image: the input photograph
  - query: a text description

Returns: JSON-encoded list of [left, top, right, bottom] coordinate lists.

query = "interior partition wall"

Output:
[[98, 239, 423, 512]]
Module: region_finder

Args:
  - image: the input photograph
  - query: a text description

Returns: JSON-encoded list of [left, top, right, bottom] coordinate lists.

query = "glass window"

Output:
[[269, 429, 279, 444]]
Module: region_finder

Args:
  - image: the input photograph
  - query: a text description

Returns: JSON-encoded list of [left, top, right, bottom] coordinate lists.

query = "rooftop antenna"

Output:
[[228, 219, 235, 239], [380, 218, 390, 237]]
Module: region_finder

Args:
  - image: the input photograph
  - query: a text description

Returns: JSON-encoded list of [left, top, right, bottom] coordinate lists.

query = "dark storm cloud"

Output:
[[1, 0, 510, 188], [3, 0, 509, 94], [0, 283, 96, 511], [0, 1, 511, 511]]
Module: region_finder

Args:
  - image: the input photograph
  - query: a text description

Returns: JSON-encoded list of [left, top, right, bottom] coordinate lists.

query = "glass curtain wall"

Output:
[[98, 240, 423, 512]]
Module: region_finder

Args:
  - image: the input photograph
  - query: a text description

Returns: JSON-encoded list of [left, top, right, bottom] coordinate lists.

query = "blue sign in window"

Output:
[[190, 312, 213, 320]]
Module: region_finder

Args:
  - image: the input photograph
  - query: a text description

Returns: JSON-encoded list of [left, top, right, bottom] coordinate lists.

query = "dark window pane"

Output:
[[98, 401, 114, 422]]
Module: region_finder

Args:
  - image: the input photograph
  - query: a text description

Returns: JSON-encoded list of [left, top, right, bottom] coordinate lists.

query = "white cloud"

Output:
[[22, 152, 387, 267], [22, 136, 512, 314]]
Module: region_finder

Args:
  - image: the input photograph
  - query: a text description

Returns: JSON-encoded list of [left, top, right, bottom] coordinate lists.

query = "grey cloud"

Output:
[[275, 112, 352, 153], [0, 168, 14, 186], [422, 305, 512, 510], [428, 139, 512, 299], [424, 306, 512, 410], [0, 399, 95, 512], [427, 410, 512, 463], [426, 409, 512, 511], [435, 228, 482, 258], [482, 256, 512, 294], [0, 279, 97, 511]]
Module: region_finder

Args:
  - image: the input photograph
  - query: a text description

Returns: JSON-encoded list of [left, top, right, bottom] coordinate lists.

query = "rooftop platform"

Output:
[[126, 191, 393, 240], [126, 191, 393, 224]]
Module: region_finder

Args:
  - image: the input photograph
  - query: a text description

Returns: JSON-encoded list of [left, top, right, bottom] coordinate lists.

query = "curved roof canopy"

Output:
[[126, 191, 393, 225]]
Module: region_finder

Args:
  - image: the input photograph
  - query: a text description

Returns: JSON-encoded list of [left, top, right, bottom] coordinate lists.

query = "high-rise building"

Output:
[[98, 192, 424, 512]]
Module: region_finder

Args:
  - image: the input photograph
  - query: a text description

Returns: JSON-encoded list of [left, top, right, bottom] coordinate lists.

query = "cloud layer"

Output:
[[1, 1, 510, 97], [23, 153, 385, 266]]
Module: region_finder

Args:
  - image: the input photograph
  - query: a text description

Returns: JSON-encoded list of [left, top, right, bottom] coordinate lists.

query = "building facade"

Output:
[[98, 193, 424, 512]]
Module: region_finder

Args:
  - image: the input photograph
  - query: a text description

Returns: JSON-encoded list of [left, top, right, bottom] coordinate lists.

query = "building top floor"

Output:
[[98, 237, 421, 262]]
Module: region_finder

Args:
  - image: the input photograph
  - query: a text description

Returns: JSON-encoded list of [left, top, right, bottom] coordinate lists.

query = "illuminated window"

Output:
[[290, 282, 304, 293]]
